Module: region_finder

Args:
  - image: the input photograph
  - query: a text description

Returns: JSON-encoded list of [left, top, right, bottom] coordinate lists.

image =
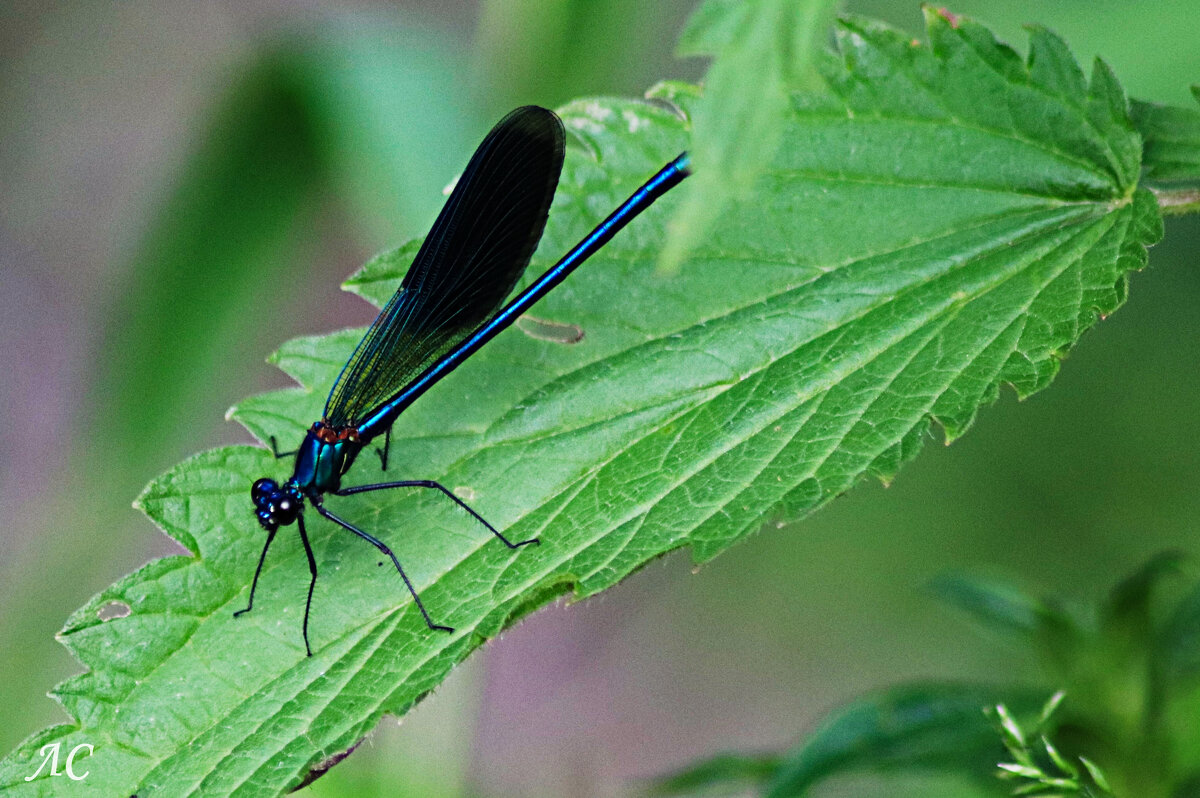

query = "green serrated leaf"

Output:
[[1, 10, 1162, 797]]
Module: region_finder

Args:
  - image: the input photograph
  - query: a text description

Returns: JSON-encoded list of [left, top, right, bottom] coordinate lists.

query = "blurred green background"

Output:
[[1, 1, 1198, 796]]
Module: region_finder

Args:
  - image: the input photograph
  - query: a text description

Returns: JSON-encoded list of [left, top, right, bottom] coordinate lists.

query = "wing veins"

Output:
[[323, 107, 567, 429]]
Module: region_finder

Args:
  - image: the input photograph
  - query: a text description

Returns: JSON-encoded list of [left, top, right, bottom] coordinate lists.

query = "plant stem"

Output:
[[1152, 187, 1200, 217]]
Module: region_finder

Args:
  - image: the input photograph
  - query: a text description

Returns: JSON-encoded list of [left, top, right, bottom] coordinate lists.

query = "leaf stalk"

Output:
[[1151, 187, 1200, 217]]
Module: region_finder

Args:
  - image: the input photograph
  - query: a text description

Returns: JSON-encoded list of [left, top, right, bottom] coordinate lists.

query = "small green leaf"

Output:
[[996, 704, 1028, 749], [1037, 691, 1068, 730], [1000, 762, 1049, 778], [1042, 736, 1079, 779], [1079, 756, 1112, 793]]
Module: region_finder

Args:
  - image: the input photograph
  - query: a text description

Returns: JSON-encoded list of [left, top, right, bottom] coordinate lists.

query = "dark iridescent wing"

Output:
[[324, 106, 566, 428]]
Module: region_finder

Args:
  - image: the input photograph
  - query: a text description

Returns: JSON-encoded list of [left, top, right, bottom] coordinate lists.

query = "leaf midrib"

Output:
[[484, 201, 1106, 450]]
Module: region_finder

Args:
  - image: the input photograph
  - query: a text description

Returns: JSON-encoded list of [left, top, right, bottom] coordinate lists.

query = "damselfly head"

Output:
[[251, 478, 302, 530]]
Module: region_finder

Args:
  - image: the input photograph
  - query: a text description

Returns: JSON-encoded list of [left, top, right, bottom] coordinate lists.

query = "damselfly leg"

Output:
[[314, 503, 454, 635], [234, 527, 278, 618], [296, 514, 319, 657], [334, 479, 540, 549]]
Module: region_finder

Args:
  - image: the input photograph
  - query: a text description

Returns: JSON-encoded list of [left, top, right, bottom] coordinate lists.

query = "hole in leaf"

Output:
[[517, 314, 585, 344], [97, 601, 131, 621]]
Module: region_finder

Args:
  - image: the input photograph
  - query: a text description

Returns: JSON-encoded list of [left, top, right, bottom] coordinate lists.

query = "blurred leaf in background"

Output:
[[470, 0, 690, 117], [651, 553, 1200, 796], [659, 0, 840, 272]]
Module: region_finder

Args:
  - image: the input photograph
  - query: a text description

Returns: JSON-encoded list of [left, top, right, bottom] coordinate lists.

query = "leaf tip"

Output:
[[934, 6, 961, 28]]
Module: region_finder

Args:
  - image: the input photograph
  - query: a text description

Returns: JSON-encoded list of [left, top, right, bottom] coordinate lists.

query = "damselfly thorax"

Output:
[[291, 422, 365, 495]]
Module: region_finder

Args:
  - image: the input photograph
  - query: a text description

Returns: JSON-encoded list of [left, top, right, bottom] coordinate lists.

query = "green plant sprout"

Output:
[[992, 693, 1114, 798]]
